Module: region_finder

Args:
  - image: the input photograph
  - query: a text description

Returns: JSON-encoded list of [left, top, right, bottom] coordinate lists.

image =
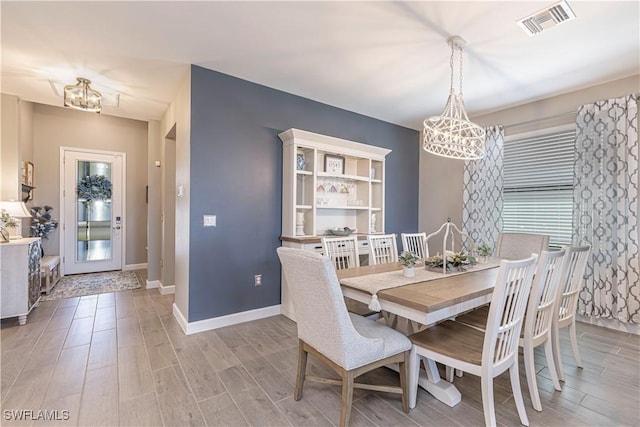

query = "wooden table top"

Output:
[[338, 263, 499, 314]]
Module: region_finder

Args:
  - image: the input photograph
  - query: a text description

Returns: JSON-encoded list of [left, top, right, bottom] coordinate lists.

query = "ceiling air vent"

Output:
[[517, 0, 576, 36]]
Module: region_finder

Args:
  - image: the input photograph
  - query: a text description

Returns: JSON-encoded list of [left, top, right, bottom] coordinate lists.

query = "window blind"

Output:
[[503, 128, 575, 247]]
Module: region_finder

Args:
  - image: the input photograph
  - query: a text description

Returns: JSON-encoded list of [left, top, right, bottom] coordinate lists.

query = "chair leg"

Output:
[[480, 375, 496, 427], [408, 347, 419, 409], [399, 352, 409, 413], [543, 339, 562, 391], [552, 325, 565, 382], [340, 370, 354, 427], [523, 343, 542, 412], [510, 363, 529, 426], [294, 342, 308, 401], [568, 321, 583, 368]]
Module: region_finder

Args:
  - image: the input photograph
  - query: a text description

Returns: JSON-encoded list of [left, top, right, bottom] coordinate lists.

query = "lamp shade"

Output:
[[0, 201, 32, 218]]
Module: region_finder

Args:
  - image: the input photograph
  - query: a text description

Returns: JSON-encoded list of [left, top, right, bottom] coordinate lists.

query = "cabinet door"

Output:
[[27, 241, 41, 308]]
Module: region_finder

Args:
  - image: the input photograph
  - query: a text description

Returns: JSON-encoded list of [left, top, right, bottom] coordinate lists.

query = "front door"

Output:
[[62, 148, 124, 274]]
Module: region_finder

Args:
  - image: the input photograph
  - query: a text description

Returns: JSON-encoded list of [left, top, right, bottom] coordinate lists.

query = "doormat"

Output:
[[40, 271, 141, 301]]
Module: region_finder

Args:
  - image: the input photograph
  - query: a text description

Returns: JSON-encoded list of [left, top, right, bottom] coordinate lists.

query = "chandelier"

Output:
[[423, 36, 485, 160], [64, 77, 102, 113]]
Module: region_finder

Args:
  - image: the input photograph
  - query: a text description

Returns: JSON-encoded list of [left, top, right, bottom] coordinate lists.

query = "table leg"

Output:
[[390, 355, 462, 409], [419, 357, 462, 407]]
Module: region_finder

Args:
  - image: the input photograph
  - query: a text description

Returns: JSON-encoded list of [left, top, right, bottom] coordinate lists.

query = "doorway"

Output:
[[61, 148, 125, 275]]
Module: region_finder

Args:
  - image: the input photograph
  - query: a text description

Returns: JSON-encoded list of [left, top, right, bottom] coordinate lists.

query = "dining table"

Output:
[[337, 261, 501, 409]]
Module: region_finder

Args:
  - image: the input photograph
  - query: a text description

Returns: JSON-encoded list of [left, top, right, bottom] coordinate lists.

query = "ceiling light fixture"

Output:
[[423, 36, 485, 160], [64, 77, 102, 113]]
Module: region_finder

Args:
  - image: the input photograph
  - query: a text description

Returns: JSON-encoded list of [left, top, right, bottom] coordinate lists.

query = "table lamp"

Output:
[[0, 201, 32, 239]]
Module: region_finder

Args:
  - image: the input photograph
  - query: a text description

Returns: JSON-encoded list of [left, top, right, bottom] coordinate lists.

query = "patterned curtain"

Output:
[[462, 125, 504, 252], [574, 94, 639, 324]]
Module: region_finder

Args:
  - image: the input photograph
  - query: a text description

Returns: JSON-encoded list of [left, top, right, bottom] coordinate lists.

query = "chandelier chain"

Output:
[[458, 43, 464, 98], [449, 41, 455, 94]]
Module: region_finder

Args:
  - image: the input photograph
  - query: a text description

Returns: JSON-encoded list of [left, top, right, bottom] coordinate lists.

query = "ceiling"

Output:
[[2, 1, 638, 130]]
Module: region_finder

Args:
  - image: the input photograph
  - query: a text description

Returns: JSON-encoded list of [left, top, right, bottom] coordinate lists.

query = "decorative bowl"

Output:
[[328, 227, 354, 236]]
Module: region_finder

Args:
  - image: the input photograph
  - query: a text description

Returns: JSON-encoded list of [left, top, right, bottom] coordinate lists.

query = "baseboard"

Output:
[[146, 279, 160, 289], [158, 281, 175, 295], [173, 303, 189, 333], [124, 263, 147, 271], [173, 304, 282, 335], [577, 315, 640, 335]]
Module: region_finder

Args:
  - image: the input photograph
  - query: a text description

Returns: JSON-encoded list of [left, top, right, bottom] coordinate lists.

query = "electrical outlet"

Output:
[[254, 274, 262, 286]]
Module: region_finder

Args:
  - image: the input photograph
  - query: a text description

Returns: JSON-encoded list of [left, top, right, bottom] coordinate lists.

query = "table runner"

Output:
[[340, 261, 501, 311]]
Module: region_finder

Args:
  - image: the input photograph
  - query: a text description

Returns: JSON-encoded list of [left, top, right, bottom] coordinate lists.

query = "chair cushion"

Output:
[[409, 320, 484, 366], [348, 313, 411, 369]]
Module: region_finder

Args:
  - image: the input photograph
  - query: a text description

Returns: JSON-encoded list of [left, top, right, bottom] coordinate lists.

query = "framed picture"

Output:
[[324, 154, 345, 174], [26, 162, 34, 186]]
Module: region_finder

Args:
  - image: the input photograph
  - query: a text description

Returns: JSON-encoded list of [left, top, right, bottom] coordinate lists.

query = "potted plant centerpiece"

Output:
[[425, 250, 477, 273], [398, 251, 420, 278], [475, 243, 492, 263], [30, 206, 58, 255]]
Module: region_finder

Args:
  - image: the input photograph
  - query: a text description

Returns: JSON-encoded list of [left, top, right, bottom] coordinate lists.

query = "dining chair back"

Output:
[[495, 232, 549, 260], [552, 245, 590, 381], [409, 255, 538, 426], [455, 250, 567, 411], [401, 232, 427, 260], [277, 247, 411, 427], [367, 234, 398, 265], [521, 249, 566, 410], [322, 235, 360, 270]]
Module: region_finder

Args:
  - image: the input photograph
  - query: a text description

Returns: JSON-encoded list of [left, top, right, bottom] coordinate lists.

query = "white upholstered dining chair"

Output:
[[552, 245, 590, 382], [277, 247, 411, 427], [456, 249, 567, 411], [367, 233, 398, 265], [409, 255, 538, 427], [495, 232, 549, 260], [401, 232, 427, 260], [322, 235, 360, 270]]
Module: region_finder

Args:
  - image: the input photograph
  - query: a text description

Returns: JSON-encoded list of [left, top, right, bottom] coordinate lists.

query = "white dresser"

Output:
[[0, 238, 42, 325]]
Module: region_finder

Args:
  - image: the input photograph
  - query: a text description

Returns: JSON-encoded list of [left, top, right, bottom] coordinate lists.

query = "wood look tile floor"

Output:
[[1, 270, 639, 426]]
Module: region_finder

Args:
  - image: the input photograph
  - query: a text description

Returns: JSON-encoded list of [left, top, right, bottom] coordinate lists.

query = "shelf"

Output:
[[371, 207, 382, 212], [316, 205, 369, 210], [295, 205, 313, 210], [371, 179, 382, 184], [296, 170, 313, 176], [21, 183, 35, 202], [316, 172, 369, 182]]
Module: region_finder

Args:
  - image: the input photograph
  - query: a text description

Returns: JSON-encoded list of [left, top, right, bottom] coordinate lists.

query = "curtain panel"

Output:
[[574, 94, 639, 324], [462, 125, 504, 252]]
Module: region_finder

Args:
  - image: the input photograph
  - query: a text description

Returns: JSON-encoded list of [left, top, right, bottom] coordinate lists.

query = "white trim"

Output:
[[174, 304, 282, 335], [145, 279, 160, 289], [577, 315, 640, 335], [173, 303, 188, 333], [124, 263, 147, 271], [158, 281, 175, 295]]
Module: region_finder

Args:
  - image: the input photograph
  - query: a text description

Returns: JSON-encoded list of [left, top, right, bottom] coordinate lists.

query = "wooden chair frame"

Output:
[[410, 256, 538, 426], [552, 245, 590, 381], [367, 233, 398, 265], [322, 235, 360, 270], [401, 232, 427, 260]]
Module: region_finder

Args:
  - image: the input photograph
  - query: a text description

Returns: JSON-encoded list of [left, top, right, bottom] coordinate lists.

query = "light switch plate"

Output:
[[203, 215, 216, 227]]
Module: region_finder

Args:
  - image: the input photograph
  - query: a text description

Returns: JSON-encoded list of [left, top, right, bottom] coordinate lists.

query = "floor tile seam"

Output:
[[575, 393, 639, 425], [0, 314, 55, 407]]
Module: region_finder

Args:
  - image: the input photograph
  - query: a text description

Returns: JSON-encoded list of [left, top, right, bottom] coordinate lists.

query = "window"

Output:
[[503, 125, 575, 247]]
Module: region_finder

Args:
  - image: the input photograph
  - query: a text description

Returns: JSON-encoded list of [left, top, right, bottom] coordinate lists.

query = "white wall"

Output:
[[159, 70, 191, 322]]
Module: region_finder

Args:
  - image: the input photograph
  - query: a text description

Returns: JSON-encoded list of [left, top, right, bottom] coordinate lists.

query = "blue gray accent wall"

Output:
[[189, 65, 419, 322]]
